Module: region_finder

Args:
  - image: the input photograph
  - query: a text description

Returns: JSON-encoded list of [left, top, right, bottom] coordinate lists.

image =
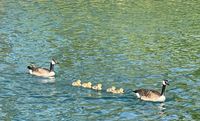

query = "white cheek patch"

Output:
[[51, 60, 56, 65], [135, 93, 141, 98], [162, 81, 166, 85], [29, 70, 33, 74]]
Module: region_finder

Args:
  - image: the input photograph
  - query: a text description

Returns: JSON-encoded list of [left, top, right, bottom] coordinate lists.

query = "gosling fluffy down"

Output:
[[106, 86, 116, 93], [92, 84, 102, 91], [112, 88, 124, 94], [72, 80, 82, 87], [81, 82, 92, 88]]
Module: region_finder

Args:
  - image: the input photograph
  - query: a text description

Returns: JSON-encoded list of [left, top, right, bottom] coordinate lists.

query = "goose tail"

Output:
[[27, 64, 36, 70]]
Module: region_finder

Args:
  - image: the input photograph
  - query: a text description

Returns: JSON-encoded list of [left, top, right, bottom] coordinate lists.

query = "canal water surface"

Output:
[[0, 0, 200, 120]]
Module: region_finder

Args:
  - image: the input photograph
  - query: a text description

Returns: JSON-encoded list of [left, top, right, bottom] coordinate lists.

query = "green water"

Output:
[[0, 0, 200, 120]]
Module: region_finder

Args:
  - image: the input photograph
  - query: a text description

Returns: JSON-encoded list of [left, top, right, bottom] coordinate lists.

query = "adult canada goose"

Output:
[[133, 80, 169, 102], [27, 59, 58, 77]]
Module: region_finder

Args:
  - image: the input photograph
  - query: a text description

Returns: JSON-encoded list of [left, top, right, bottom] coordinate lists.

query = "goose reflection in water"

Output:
[[40, 77, 56, 83], [158, 103, 166, 115]]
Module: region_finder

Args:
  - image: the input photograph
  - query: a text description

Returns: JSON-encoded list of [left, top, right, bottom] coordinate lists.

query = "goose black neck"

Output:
[[50, 63, 54, 72], [161, 84, 166, 95]]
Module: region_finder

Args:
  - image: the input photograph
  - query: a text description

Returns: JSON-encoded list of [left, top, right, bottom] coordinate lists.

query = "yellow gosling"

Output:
[[92, 84, 102, 91], [112, 88, 124, 94], [72, 80, 81, 87], [106, 86, 116, 93], [82, 82, 92, 88]]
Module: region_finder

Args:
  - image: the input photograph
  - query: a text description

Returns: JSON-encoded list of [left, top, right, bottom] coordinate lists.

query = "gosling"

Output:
[[106, 86, 116, 93], [112, 88, 124, 94], [72, 80, 82, 87], [92, 84, 102, 91], [81, 82, 92, 88]]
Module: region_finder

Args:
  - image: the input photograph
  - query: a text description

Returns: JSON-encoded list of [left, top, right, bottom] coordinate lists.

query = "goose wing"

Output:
[[134, 89, 161, 97], [36, 68, 50, 74]]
